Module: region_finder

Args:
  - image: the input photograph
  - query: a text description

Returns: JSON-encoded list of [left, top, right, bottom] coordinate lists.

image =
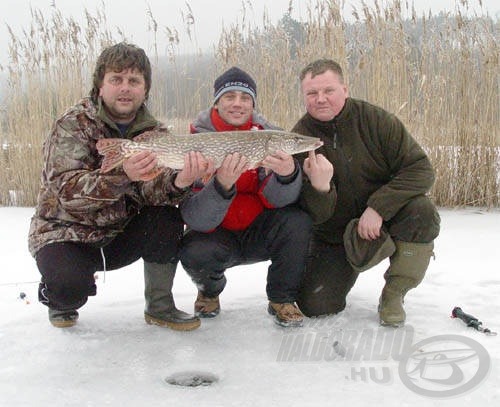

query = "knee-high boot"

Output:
[[379, 241, 434, 327], [144, 261, 200, 331]]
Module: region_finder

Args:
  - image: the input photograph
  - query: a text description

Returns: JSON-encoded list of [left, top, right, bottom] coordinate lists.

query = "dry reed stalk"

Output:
[[415, 4, 499, 207], [0, 0, 498, 207], [147, 2, 212, 125], [2, 6, 118, 205]]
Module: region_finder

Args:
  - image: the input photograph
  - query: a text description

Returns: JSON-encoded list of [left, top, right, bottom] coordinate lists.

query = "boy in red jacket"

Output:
[[179, 67, 312, 327]]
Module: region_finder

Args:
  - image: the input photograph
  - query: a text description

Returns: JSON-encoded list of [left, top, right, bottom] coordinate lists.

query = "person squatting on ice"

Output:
[[28, 43, 210, 330], [293, 59, 441, 327], [179, 66, 313, 327]]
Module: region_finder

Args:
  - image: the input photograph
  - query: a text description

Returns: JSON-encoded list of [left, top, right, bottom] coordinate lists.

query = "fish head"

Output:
[[267, 133, 323, 156]]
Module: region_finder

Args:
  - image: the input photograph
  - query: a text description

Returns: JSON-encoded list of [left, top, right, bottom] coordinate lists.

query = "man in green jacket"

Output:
[[28, 43, 208, 330], [294, 59, 440, 327]]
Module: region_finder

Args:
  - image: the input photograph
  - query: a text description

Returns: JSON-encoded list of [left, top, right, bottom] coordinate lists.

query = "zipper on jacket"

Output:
[[323, 122, 337, 150], [329, 122, 337, 149], [332, 122, 362, 215]]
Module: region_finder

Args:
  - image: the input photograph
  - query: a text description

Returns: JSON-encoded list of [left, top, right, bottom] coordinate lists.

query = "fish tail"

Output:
[[96, 138, 126, 173]]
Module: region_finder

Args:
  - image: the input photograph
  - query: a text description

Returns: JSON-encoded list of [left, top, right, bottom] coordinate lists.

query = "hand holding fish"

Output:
[[175, 152, 214, 188], [303, 150, 333, 192], [96, 130, 323, 179], [123, 151, 158, 181], [261, 151, 295, 177], [216, 153, 250, 191]]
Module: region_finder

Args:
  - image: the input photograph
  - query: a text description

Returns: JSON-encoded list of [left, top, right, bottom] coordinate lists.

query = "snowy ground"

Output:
[[0, 207, 499, 406]]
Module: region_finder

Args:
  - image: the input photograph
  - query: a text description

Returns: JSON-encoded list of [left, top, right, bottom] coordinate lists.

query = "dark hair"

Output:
[[89, 43, 152, 103], [299, 59, 344, 83]]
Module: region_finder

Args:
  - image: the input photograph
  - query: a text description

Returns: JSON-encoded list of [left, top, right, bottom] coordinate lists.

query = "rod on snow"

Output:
[[451, 307, 497, 336]]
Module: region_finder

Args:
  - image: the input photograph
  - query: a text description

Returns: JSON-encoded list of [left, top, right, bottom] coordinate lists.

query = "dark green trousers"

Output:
[[297, 196, 440, 317]]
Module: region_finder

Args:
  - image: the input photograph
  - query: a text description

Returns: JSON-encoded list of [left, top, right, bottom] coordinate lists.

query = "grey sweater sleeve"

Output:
[[260, 162, 302, 208], [179, 177, 234, 232]]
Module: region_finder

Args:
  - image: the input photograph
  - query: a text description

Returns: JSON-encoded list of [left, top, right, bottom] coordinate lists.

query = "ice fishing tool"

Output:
[[451, 307, 497, 336]]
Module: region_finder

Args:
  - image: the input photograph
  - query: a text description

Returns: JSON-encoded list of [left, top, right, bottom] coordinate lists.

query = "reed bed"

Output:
[[0, 0, 498, 207]]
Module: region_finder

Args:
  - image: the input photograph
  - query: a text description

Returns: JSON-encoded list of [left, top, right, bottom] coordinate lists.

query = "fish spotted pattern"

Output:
[[97, 130, 323, 174]]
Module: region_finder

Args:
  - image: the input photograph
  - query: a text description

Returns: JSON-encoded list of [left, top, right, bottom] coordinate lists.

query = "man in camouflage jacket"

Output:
[[28, 43, 207, 330], [293, 59, 441, 327]]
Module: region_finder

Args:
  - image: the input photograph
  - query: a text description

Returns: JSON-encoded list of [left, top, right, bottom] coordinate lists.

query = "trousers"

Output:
[[36, 206, 183, 311], [298, 195, 440, 316], [180, 206, 312, 303]]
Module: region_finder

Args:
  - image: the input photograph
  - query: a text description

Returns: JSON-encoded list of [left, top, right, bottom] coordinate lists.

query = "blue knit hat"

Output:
[[213, 67, 257, 105]]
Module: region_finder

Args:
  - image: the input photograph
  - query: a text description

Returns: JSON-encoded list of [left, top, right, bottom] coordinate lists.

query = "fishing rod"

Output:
[[0, 280, 40, 287], [451, 307, 497, 336]]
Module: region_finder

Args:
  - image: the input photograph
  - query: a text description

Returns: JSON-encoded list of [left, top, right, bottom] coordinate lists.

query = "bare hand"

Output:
[[216, 152, 249, 190], [123, 151, 158, 181], [261, 150, 295, 177], [358, 207, 383, 240], [303, 150, 333, 192], [175, 151, 214, 188]]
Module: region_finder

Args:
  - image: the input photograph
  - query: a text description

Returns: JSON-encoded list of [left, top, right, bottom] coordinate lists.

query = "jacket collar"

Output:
[[190, 108, 281, 133], [304, 97, 352, 128], [96, 97, 159, 138]]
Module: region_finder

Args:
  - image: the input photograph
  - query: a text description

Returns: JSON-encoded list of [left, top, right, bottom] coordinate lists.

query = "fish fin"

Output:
[[96, 139, 126, 173], [133, 130, 163, 143]]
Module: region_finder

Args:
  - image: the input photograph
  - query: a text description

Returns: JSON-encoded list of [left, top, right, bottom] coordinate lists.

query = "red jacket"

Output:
[[181, 108, 301, 232], [194, 109, 272, 230], [221, 168, 273, 230]]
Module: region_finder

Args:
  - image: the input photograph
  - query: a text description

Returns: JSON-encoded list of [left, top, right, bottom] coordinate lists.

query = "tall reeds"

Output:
[[0, 0, 498, 207], [1, 6, 119, 205]]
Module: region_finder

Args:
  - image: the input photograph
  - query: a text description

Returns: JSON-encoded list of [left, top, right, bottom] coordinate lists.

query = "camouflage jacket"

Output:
[[28, 97, 189, 256]]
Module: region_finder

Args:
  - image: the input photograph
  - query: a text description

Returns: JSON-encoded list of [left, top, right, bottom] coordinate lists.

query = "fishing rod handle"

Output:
[[452, 306, 479, 325]]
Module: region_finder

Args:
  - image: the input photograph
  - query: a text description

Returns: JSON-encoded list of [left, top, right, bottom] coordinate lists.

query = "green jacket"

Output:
[[293, 97, 435, 244], [28, 97, 189, 256]]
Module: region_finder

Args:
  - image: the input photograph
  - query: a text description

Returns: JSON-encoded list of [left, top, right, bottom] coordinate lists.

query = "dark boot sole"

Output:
[[379, 316, 405, 328], [144, 313, 201, 331], [194, 309, 220, 318], [273, 318, 304, 328], [49, 317, 78, 328]]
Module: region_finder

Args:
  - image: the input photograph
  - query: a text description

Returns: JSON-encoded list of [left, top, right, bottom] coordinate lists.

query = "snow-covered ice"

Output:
[[0, 207, 499, 406]]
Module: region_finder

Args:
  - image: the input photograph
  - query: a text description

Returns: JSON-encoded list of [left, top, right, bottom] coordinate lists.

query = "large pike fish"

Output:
[[96, 129, 323, 179]]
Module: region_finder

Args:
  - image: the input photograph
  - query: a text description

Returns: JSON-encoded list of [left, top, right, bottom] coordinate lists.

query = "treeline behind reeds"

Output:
[[0, 0, 498, 207]]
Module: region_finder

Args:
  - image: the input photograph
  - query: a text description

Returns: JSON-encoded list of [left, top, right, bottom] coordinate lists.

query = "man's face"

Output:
[[301, 70, 348, 122], [215, 91, 254, 126], [99, 68, 147, 124]]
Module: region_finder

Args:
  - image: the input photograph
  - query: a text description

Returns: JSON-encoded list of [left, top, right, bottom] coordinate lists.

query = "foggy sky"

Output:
[[1, 0, 498, 67]]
